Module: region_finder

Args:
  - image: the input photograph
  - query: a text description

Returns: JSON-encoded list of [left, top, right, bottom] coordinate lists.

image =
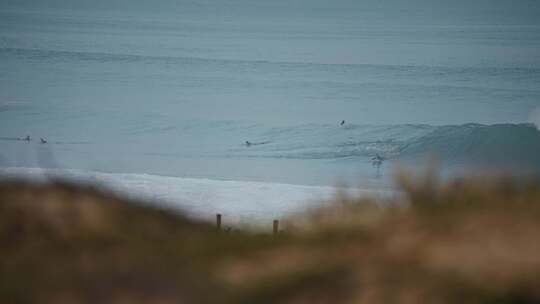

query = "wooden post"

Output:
[[273, 219, 279, 236], [216, 213, 222, 230]]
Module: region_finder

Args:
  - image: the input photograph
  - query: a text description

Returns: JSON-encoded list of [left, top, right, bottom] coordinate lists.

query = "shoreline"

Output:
[[0, 167, 392, 224]]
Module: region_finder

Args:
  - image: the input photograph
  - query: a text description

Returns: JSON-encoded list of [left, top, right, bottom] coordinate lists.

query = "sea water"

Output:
[[1, 0, 540, 219]]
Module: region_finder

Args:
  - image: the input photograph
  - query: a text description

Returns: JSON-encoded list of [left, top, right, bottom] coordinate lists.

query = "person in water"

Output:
[[371, 154, 384, 167], [372, 154, 383, 161], [24, 135, 30, 141], [340, 120, 345, 126], [245, 140, 270, 146], [40, 138, 47, 144]]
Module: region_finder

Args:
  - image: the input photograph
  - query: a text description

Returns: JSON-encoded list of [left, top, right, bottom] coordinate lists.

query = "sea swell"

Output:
[[1, 120, 539, 173], [228, 122, 540, 170]]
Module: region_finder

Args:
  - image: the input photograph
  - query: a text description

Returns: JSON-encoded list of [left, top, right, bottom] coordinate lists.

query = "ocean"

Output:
[[1, 0, 540, 220]]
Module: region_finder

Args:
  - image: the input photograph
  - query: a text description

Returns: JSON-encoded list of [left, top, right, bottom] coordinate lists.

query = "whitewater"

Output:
[[0, 167, 392, 224], [1, 0, 540, 221]]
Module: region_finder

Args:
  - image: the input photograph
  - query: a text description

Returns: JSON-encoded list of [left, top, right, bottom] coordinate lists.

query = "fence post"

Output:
[[216, 213, 222, 230], [273, 219, 279, 236]]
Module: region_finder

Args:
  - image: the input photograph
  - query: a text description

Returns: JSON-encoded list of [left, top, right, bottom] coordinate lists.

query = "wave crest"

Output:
[[231, 123, 540, 170]]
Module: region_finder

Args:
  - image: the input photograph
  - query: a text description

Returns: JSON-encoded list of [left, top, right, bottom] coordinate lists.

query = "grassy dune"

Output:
[[1, 172, 540, 303]]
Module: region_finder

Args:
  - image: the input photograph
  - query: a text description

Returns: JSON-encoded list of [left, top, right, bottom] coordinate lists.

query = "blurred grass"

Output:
[[1, 171, 540, 303]]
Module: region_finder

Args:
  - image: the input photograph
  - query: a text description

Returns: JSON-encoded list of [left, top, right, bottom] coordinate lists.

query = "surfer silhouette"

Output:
[[371, 154, 384, 167], [40, 138, 47, 144], [371, 154, 383, 162], [340, 120, 345, 126], [371, 154, 384, 178], [245, 140, 270, 147]]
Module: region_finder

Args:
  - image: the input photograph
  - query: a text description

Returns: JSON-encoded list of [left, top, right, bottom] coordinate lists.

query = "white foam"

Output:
[[530, 106, 540, 130], [0, 167, 388, 224]]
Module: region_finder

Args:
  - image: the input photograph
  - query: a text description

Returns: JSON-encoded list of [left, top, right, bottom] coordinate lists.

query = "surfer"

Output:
[[40, 138, 47, 144], [371, 154, 384, 167], [371, 153, 384, 161], [340, 120, 345, 126], [372, 154, 383, 161], [245, 140, 270, 147], [16, 135, 30, 141]]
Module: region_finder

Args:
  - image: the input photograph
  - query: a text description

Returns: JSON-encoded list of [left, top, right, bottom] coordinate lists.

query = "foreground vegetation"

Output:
[[1, 171, 540, 303]]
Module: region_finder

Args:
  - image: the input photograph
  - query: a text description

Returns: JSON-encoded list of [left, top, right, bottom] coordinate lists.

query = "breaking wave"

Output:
[[227, 122, 540, 170], [1, 120, 539, 173]]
